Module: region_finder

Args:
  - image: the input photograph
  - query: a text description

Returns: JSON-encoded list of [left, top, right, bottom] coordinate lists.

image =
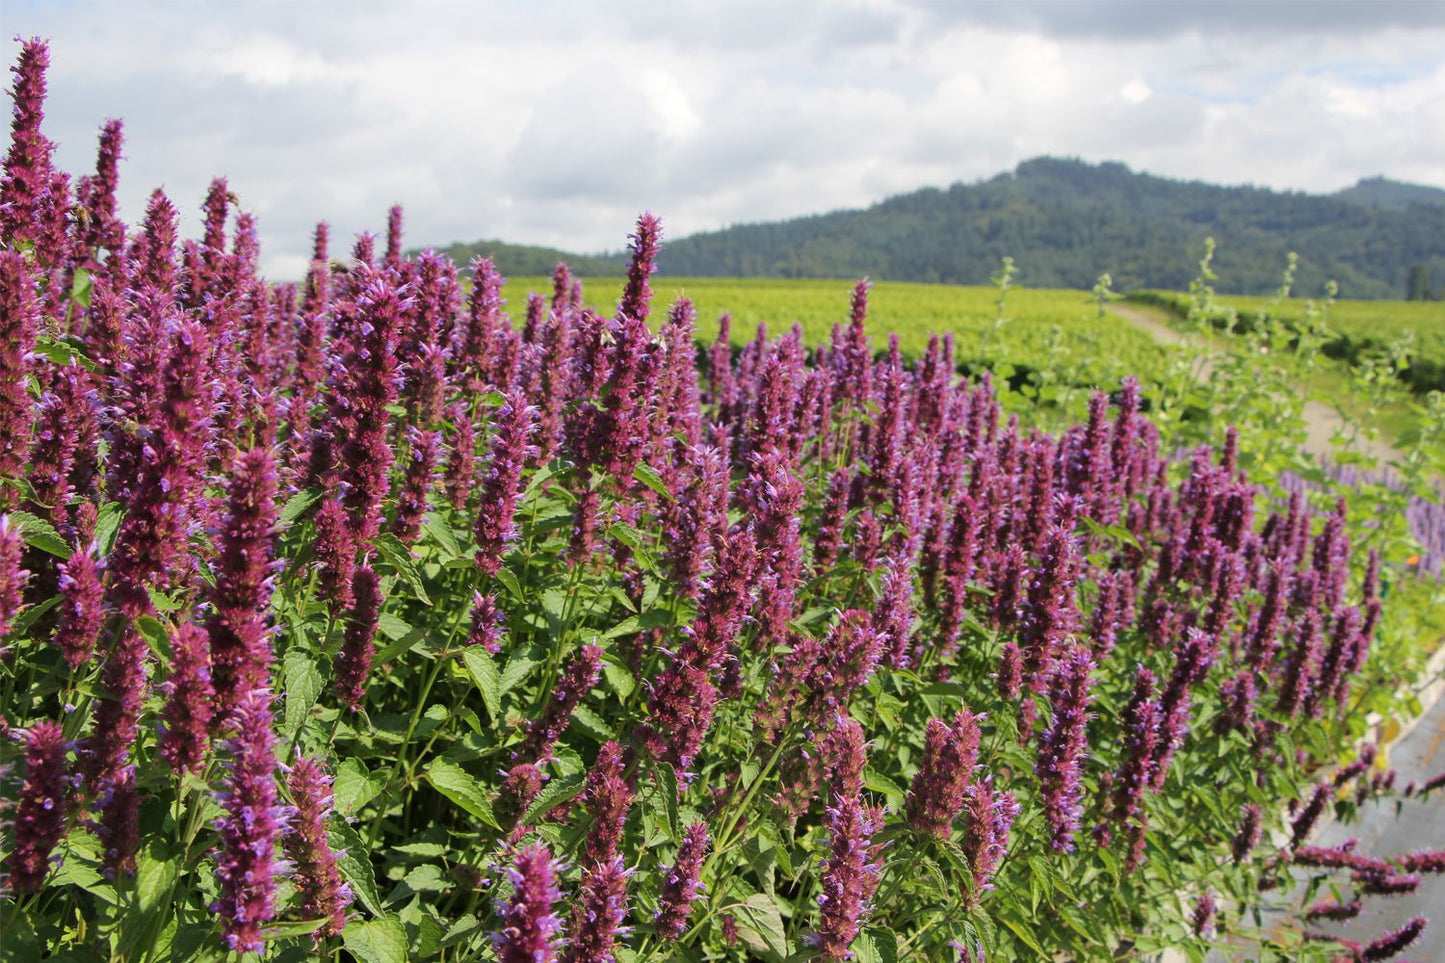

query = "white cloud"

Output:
[[6, 0, 1442, 278]]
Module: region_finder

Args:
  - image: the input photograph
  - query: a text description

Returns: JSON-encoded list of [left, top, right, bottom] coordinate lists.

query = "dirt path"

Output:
[[1107, 303, 1402, 465]]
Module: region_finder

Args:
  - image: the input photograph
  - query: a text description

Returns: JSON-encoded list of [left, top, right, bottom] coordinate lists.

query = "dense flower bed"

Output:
[[0, 38, 1437, 962]]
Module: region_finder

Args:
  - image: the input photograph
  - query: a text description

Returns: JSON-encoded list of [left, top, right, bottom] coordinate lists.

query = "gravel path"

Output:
[[1107, 303, 1401, 465]]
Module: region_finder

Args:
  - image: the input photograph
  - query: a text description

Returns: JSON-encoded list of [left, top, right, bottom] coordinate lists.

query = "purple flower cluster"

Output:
[[284, 756, 352, 939], [494, 844, 563, 963], [7, 720, 69, 894]]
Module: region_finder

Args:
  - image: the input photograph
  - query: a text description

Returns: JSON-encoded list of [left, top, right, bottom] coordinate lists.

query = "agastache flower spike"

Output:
[[158, 622, 215, 776], [0, 38, 54, 250], [814, 796, 884, 961], [333, 566, 383, 710], [0, 515, 27, 635], [494, 844, 563, 963], [655, 821, 710, 940], [393, 428, 440, 544], [906, 709, 982, 840], [578, 742, 633, 871], [617, 212, 661, 324], [0, 253, 39, 505], [214, 686, 288, 956], [475, 390, 539, 575], [7, 720, 69, 894], [207, 448, 280, 723], [467, 592, 506, 652], [444, 403, 476, 510], [562, 855, 630, 963], [284, 756, 352, 940], [1035, 644, 1097, 851], [1360, 917, 1426, 960], [514, 644, 603, 764], [313, 497, 355, 613], [52, 547, 104, 669], [960, 777, 1018, 906]]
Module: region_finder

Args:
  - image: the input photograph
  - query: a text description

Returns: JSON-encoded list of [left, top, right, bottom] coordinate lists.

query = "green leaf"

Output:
[[332, 821, 384, 917], [378, 611, 414, 642], [7, 510, 70, 558], [499, 650, 538, 696], [420, 512, 461, 559], [519, 773, 584, 826], [279, 488, 320, 525], [494, 566, 523, 602], [373, 533, 432, 605], [602, 660, 635, 699], [570, 704, 616, 741], [343, 917, 409, 963], [283, 649, 323, 737], [425, 759, 499, 829], [633, 462, 677, 502], [93, 502, 123, 555], [657, 762, 681, 840], [854, 928, 899, 963], [334, 758, 387, 815], [461, 648, 502, 721], [728, 892, 787, 961], [9, 595, 58, 637]]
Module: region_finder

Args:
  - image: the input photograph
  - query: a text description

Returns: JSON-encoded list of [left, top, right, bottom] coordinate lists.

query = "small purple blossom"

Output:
[[494, 844, 563, 963]]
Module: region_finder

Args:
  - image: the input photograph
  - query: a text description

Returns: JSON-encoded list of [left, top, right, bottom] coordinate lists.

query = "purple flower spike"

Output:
[[0, 39, 55, 252], [393, 428, 441, 544], [814, 796, 884, 961], [53, 547, 104, 669], [906, 709, 982, 840], [515, 644, 603, 764], [0, 253, 40, 504], [562, 854, 629, 963], [1360, 917, 1426, 960], [960, 777, 1018, 906], [207, 447, 280, 724], [494, 844, 563, 963], [579, 742, 633, 870], [0, 515, 28, 634], [158, 622, 215, 776], [313, 497, 356, 613], [467, 591, 506, 653], [1035, 644, 1096, 851], [334, 566, 383, 711], [7, 720, 69, 894], [214, 686, 287, 956], [617, 212, 661, 324], [655, 821, 710, 941], [475, 390, 539, 575], [284, 756, 352, 940]]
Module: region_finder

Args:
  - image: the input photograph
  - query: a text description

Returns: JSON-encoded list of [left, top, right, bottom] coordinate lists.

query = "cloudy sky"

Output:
[[10, 1, 1445, 278]]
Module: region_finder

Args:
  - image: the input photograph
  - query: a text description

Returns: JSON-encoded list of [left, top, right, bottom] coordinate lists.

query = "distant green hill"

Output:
[[427, 238, 625, 277], [1332, 176, 1445, 211], [432, 158, 1445, 299]]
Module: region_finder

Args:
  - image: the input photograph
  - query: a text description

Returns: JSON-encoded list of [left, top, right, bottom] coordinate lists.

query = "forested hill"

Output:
[[436, 158, 1445, 299]]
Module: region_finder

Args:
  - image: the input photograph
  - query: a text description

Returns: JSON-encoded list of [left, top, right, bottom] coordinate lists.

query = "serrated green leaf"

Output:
[[461, 648, 502, 721], [854, 928, 899, 963], [633, 462, 677, 502], [94, 502, 122, 555], [602, 660, 635, 699], [728, 892, 787, 961], [499, 650, 538, 696], [494, 566, 523, 601], [570, 704, 616, 741], [425, 759, 499, 828], [334, 758, 387, 815], [519, 773, 584, 826], [279, 488, 320, 525], [343, 917, 409, 963], [7, 510, 70, 558], [378, 611, 413, 642], [283, 649, 323, 737], [332, 821, 384, 917], [373, 534, 432, 605], [420, 512, 461, 559]]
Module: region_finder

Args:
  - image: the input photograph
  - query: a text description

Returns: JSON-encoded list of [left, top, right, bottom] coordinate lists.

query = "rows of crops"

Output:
[[1, 37, 1440, 963]]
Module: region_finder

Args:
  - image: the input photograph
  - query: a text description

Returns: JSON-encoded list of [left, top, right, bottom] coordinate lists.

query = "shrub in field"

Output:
[[0, 38, 1436, 962]]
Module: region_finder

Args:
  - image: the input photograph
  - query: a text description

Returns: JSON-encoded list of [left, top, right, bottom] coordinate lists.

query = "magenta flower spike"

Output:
[[1035, 644, 1096, 851], [494, 844, 563, 963], [579, 742, 633, 870], [514, 643, 603, 764], [96, 763, 140, 877], [52, 546, 104, 669], [313, 496, 356, 613], [158, 622, 215, 776], [960, 778, 1018, 906], [655, 820, 710, 940], [393, 428, 441, 543], [1360, 917, 1426, 960], [906, 709, 982, 840], [207, 447, 280, 723], [0, 252, 40, 505], [562, 854, 630, 963], [444, 403, 477, 510], [0, 515, 27, 635], [617, 212, 661, 324], [0, 38, 55, 251], [334, 565, 383, 711], [7, 720, 69, 894], [214, 686, 288, 956], [475, 390, 539, 575], [284, 756, 353, 940], [814, 795, 884, 961], [467, 591, 506, 653]]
